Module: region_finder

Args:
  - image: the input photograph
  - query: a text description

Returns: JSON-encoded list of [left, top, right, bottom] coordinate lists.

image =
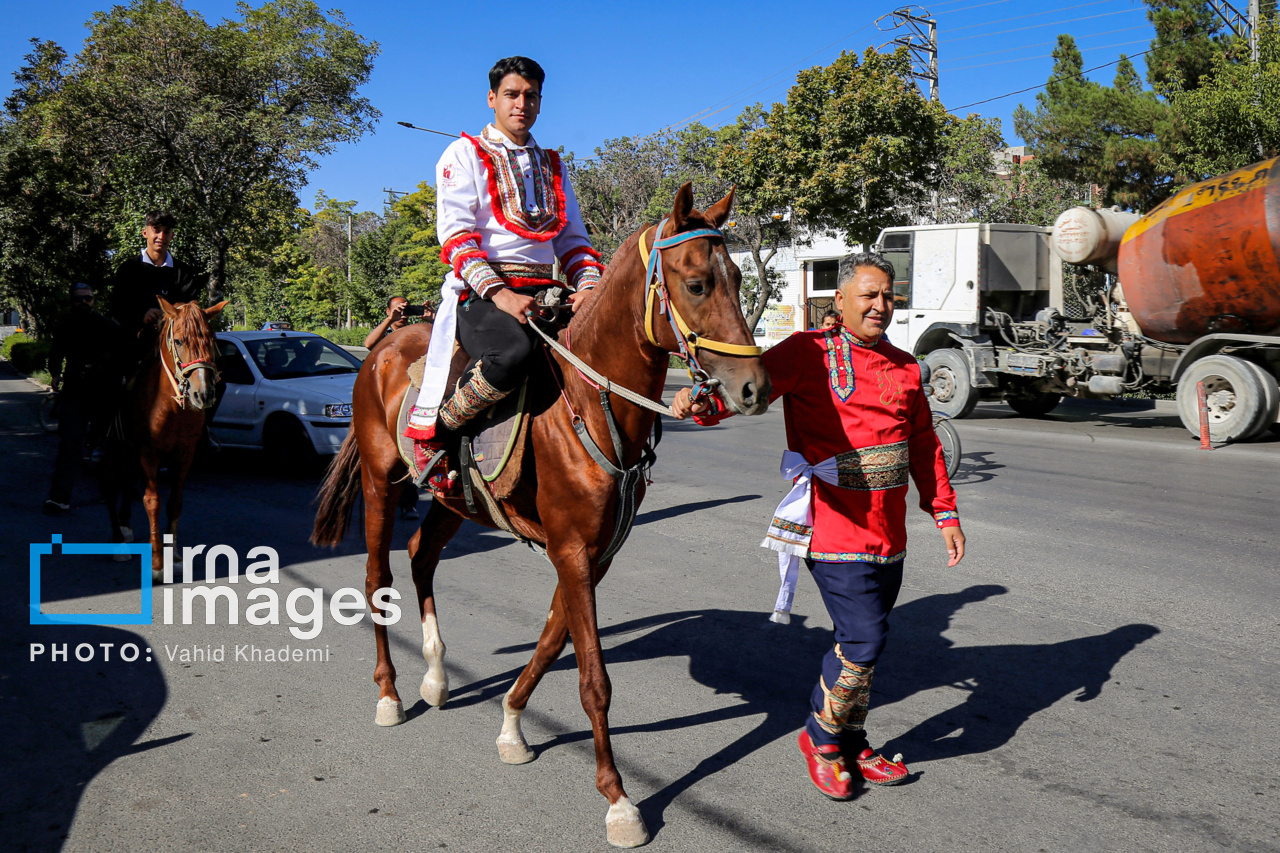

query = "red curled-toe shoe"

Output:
[[798, 730, 854, 800], [855, 748, 908, 785]]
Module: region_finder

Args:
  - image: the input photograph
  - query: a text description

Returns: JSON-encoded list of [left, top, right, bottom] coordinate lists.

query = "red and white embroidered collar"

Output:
[[463, 125, 566, 242]]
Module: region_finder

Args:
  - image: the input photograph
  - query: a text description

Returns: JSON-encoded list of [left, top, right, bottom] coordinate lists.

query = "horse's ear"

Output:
[[158, 296, 177, 317], [205, 300, 228, 318], [705, 185, 736, 229], [670, 182, 695, 232]]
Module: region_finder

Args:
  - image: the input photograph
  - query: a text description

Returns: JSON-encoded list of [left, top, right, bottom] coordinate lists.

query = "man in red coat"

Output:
[[674, 251, 966, 799]]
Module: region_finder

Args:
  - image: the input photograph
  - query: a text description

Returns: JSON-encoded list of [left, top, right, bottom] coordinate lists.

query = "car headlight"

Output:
[[323, 403, 353, 418]]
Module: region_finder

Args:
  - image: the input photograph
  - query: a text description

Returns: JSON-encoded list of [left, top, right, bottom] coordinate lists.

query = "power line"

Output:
[[943, 23, 1150, 63], [945, 0, 1127, 33], [947, 38, 1149, 70], [948, 7, 1146, 43], [947, 30, 1200, 110]]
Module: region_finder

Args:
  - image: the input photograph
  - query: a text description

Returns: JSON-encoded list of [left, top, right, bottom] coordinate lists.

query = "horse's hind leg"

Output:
[[407, 497, 462, 708], [498, 584, 571, 764], [364, 458, 405, 726]]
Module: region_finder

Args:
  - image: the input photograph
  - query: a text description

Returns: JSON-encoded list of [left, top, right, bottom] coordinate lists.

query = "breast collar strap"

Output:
[[637, 217, 763, 379]]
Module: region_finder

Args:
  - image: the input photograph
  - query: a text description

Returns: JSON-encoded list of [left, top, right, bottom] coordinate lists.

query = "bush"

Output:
[[2, 332, 51, 374]]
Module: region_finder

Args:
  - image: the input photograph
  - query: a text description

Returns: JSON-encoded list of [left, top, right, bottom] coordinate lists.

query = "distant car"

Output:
[[260, 321, 293, 331], [212, 331, 360, 470]]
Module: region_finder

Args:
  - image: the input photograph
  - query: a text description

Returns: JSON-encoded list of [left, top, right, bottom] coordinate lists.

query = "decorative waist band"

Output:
[[835, 440, 909, 490], [491, 261, 555, 280]]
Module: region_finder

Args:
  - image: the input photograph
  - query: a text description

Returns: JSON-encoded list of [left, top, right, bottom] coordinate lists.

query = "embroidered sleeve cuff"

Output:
[[440, 231, 482, 270], [934, 510, 960, 529], [567, 261, 604, 291], [457, 255, 505, 298]]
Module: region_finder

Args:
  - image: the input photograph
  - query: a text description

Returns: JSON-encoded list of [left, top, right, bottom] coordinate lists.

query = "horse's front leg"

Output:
[[550, 542, 649, 848], [163, 446, 196, 545], [138, 452, 164, 582]]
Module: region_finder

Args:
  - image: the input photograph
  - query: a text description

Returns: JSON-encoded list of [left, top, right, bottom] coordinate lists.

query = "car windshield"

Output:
[[244, 337, 361, 379]]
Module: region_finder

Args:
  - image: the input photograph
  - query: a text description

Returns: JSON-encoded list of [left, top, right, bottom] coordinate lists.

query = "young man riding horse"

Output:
[[404, 56, 603, 485]]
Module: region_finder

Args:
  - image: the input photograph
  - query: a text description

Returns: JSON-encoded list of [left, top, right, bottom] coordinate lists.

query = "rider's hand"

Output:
[[143, 308, 163, 325], [671, 387, 711, 420], [942, 525, 966, 567], [568, 289, 595, 312], [491, 287, 536, 324]]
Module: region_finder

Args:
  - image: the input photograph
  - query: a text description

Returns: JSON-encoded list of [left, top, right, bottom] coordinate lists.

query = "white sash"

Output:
[[760, 450, 840, 624], [408, 273, 468, 431]]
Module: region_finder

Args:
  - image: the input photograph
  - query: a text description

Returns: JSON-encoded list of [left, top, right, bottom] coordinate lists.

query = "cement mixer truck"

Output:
[[874, 158, 1280, 443]]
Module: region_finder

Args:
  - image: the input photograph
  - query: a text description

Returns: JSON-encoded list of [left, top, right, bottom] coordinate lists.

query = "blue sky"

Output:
[[1, 0, 1155, 213]]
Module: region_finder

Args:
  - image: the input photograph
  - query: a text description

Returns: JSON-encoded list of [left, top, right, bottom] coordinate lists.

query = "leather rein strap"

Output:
[[161, 316, 219, 408]]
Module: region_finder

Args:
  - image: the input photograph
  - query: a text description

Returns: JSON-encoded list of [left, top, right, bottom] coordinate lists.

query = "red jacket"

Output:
[[703, 328, 958, 562]]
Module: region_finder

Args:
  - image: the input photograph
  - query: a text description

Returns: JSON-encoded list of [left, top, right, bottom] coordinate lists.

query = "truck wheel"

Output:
[[924, 349, 979, 419], [1175, 355, 1276, 443], [1242, 360, 1280, 439], [1006, 391, 1063, 417]]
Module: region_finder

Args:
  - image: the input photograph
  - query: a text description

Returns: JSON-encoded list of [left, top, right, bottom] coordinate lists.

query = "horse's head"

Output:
[[159, 297, 227, 410], [648, 183, 770, 415]]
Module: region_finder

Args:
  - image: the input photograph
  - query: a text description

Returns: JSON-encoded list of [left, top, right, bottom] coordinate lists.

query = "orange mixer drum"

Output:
[[1117, 158, 1280, 344]]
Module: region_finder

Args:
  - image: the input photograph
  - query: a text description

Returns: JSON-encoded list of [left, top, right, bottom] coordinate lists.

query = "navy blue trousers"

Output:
[[805, 558, 904, 750]]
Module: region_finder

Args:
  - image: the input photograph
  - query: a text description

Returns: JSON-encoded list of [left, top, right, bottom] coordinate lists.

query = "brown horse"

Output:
[[104, 297, 225, 580], [312, 185, 768, 847]]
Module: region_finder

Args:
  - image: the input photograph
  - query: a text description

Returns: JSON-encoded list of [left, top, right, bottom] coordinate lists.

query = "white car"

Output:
[[212, 331, 361, 469]]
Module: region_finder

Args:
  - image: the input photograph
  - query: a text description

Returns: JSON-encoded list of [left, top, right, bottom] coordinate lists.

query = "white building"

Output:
[[730, 230, 864, 348]]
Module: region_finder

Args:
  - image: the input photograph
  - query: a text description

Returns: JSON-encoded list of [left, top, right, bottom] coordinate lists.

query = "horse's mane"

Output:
[[166, 302, 217, 359]]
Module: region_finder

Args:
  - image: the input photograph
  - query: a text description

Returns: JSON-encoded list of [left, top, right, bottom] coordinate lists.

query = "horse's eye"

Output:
[[173, 339, 183, 347], [686, 281, 706, 297]]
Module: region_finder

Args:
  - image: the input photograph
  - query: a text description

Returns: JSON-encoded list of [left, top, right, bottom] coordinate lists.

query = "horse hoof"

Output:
[[420, 674, 449, 708], [119, 527, 133, 543], [605, 797, 649, 848], [496, 736, 536, 765], [152, 568, 164, 583], [374, 697, 406, 727], [114, 552, 131, 563]]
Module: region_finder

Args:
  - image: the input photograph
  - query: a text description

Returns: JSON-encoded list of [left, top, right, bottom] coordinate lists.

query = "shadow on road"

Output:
[[636, 494, 762, 526], [949, 450, 1002, 486], [454, 587, 1157, 839]]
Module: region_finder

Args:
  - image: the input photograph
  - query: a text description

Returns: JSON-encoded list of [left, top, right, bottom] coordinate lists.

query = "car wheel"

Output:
[[264, 415, 319, 475]]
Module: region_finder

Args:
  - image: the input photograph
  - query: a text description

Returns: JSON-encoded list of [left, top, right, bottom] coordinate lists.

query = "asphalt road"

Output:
[[2, 363, 1277, 852]]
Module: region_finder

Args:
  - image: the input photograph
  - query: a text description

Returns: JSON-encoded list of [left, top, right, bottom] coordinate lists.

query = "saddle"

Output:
[[396, 345, 530, 500]]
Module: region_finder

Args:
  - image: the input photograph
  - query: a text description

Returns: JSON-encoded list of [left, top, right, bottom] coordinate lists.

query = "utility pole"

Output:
[[382, 187, 408, 212], [877, 6, 939, 102]]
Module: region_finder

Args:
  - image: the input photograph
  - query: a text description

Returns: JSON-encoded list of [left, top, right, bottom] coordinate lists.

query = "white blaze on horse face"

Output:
[[496, 684, 536, 764], [420, 613, 449, 707], [715, 252, 729, 286]]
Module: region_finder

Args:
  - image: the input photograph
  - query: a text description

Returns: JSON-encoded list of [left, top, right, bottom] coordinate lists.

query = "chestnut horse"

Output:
[[104, 297, 225, 580], [312, 185, 768, 847]]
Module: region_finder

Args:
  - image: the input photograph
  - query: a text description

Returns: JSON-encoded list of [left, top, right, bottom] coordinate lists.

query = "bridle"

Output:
[[160, 311, 220, 409], [638, 217, 763, 387]]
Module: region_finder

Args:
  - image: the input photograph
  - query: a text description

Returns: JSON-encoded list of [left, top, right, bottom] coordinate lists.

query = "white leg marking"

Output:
[[420, 613, 449, 707], [114, 527, 133, 562], [606, 796, 650, 848], [374, 696, 406, 727], [496, 684, 536, 765]]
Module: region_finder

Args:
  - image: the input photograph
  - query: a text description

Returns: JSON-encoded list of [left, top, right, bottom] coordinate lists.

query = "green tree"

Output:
[[49, 0, 379, 298], [1170, 21, 1280, 177], [0, 41, 115, 334], [769, 47, 950, 246]]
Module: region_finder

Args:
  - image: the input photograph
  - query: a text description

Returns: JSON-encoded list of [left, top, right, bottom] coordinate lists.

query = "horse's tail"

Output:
[[311, 429, 362, 547]]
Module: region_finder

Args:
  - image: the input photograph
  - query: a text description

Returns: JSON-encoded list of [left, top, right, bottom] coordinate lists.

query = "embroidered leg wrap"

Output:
[[813, 646, 874, 738], [437, 366, 510, 432]]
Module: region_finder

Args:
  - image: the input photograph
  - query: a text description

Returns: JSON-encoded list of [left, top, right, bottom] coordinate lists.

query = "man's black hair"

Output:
[[387, 295, 407, 309], [489, 56, 545, 92], [821, 309, 839, 320], [144, 210, 177, 230], [68, 282, 93, 297], [837, 251, 896, 288]]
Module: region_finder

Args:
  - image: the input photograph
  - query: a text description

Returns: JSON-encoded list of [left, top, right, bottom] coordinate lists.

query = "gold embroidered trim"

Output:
[[835, 440, 909, 490]]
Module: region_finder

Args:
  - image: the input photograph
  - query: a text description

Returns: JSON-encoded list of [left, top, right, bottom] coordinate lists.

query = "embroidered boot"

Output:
[[437, 368, 510, 432], [829, 659, 908, 786]]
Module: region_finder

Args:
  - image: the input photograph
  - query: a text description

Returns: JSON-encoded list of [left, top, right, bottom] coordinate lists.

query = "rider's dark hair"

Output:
[[489, 56, 545, 92], [144, 210, 177, 230], [837, 251, 896, 288], [68, 282, 93, 297]]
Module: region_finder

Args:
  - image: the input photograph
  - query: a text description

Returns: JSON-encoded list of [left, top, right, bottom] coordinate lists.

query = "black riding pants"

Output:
[[455, 292, 535, 392]]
